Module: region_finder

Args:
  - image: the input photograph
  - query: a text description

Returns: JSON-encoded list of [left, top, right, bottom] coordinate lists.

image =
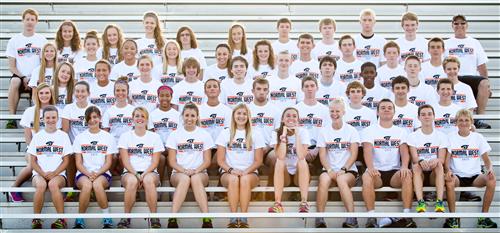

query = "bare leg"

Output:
[[143, 173, 159, 213], [191, 173, 209, 213], [48, 176, 66, 213], [221, 173, 239, 213], [76, 176, 92, 213], [170, 173, 191, 213], [239, 174, 258, 212], [316, 173, 332, 212], [92, 176, 110, 209], [32, 176, 47, 213], [121, 174, 139, 213]]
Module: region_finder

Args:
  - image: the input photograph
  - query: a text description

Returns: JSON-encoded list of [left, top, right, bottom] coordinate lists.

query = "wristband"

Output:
[[227, 167, 234, 174], [341, 167, 347, 173], [418, 159, 424, 165]]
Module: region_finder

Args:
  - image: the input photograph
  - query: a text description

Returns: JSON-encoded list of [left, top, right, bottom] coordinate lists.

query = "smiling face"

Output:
[[231, 60, 247, 79], [329, 102, 345, 121], [456, 114, 472, 132], [84, 38, 98, 56], [106, 27, 119, 46], [122, 41, 137, 60], [132, 108, 148, 128], [74, 84, 89, 103], [95, 63, 110, 83], [43, 110, 58, 130], [298, 38, 314, 55], [452, 19, 468, 38], [444, 61, 460, 79], [143, 16, 157, 34], [182, 108, 198, 128], [438, 83, 453, 101], [256, 44, 270, 63], [87, 111, 101, 129], [165, 42, 179, 60], [114, 82, 128, 102], [231, 26, 243, 45], [138, 58, 153, 73], [377, 101, 395, 121], [282, 108, 299, 127], [58, 64, 72, 85], [392, 83, 409, 100], [402, 20, 418, 36], [38, 87, 52, 105], [158, 89, 172, 109], [61, 25, 74, 42], [216, 46, 230, 67], [233, 107, 249, 127], [44, 45, 56, 62]]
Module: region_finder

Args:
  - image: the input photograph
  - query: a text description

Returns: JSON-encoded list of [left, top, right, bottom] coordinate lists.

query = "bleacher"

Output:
[[0, 0, 499, 231]]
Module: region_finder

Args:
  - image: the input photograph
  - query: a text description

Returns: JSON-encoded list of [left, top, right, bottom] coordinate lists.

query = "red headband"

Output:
[[157, 85, 173, 95]]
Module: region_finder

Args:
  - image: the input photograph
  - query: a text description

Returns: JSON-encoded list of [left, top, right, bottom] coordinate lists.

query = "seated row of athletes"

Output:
[[21, 58, 496, 229]]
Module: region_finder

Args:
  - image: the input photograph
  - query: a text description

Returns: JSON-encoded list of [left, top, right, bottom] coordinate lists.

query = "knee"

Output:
[[35, 181, 47, 191], [362, 173, 373, 185], [479, 79, 490, 90], [48, 180, 61, 191], [336, 176, 349, 188], [240, 175, 253, 186], [9, 78, 21, 87], [412, 164, 422, 174], [80, 181, 93, 191], [487, 176, 496, 187], [124, 178, 139, 189], [92, 181, 105, 191]]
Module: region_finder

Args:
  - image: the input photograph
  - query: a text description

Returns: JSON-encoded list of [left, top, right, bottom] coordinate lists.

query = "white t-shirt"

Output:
[[445, 36, 488, 76], [378, 64, 405, 89], [198, 102, 232, 142], [28, 66, 53, 87], [270, 127, 310, 175], [272, 39, 299, 61], [102, 104, 135, 142], [232, 49, 253, 65], [203, 64, 229, 83], [294, 101, 331, 145], [421, 61, 446, 88], [268, 75, 303, 112], [62, 102, 97, 142], [334, 59, 363, 84], [73, 129, 117, 176], [136, 37, 164, 68], [20, 106, 62, 136], [393, 103, 420, 134], [312, 40, 341, 62], [317, 123, 360, 172], [220, 78, 254, 108], [316, 80, 347, 106], [165, 127, 214, 170], [171, 79, 206, 111], [97, 47, 119, 65], [129, 78, 162, 113], [149, 108, 180, 144], [57, 47, 84, 64], [290, 59, 320, 80], [110, 60, 140, 81], [395, 35, 430, 64], [55, 86, 70, 110], [452, 81, 477, 110], [408, 82, 438, 107], [118, 130, 164, 172], [89, 82, 115, 114], [407, 129, 447, 161], [362, 124, 408, 171], [158, 66, 184, 87], [27, 129, 72, 176], [447, 131, 491, 177], [216, 128, 266, 171], [74, 59, 98, 84], [354, 33, 387, 67], [247, 64, 277, 80], [180, 48, 207, 68], [248, 102, 281, 146], [362, 84, 391, 111], [344, 105, 377, 132], [5, 33, 47, 77], [434, 103, 462, 135]]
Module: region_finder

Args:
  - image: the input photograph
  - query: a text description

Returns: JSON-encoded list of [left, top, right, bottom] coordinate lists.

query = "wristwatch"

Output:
[[341, 167, 348, 173]]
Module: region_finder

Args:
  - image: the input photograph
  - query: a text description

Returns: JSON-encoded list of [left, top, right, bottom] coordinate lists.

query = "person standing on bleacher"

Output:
[[6, 8, 47, 129], [445, 14, 492, 129]]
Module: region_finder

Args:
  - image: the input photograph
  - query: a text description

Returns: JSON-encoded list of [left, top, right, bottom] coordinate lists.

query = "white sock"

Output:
[[379, 217, 392, 227], [368, 210, 375, 213], [101, 208, 110, 214], [403, 208, 410, 213]]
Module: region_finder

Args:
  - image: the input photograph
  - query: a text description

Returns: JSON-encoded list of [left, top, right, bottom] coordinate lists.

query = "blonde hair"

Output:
[[52, 62, 75, 105], [55, 20, 81, 52], [162, 40, 182, 74], [319, 18, 337, 31], [37, 43, 57, 86], [137, 55, 154, 69], [33, 83, 55, 133], [132, 106, 150, 129], [455, 108, 473, 123], [228, 23, 248, 56], [401, 11, 419, 26], [102, 24, 124, 63], [329, 98, 346, 110], [182, 57, 201, 77], [360, 8, 376, 19], [143, 11, 165, 49], [443, 56, 461, 69], [252, 40, 275, 70], [230, 104, 253, 151], [83, 30, 100, 47]]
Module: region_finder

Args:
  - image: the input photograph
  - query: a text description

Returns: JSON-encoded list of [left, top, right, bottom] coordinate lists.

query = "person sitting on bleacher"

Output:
[[52, 62, 75, 110], [228, 23, 253, 64], [271, 18, 299, 61], [248, 40, 276, 79], [361, 62, 391, 111], [89, 60, 115, 114], [117, 106, 164, 229], [395, 12, 429, 64], [166, 103, 214, 228], [407, 104, 446, 214], [203, 43, 231, 82], [129, 55, 162, 113], [421, 37, 447, 89], [312, 18, 341, 62], [316, 56, 346, 106], [404, 55, 437, 107], [354, 9, 387, 67], [268, 107, 311, 213], [391, 76, 420, 134], [136, 11, 165, 69], [216, 104, 266, 228], [334, 35, 363, 84], [29, 105, 72, 229], [177, 26, 208, 73], [73, 30, 100, 84], [160, 40, 184, 86], [6, 8, 47, 129], [290, 34, 320, 79], [443, 109, 497, 228], [434, 78, 462, 135], [315, 99, 360, 228], [109, 39, 140, 81], [98, 24, 124, 66], [28, 43, 57, 97], [361, 99, 416, 228], [221, 56, 254, 108], [10, 83, 59, 202], [55, 20, 83, 64], [171, 58, 206, 111], [378, 41, 405, 90], [72, 106, 116, 229]]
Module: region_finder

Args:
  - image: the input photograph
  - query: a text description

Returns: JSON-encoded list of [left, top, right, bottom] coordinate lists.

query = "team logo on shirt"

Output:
[[80, 140, 109, 154], [450, 144, 480, 159], [139, 44, 161, 57], [380, 76, 397, 89], [227, 92, 253, 105], [43, 75, 53, 85], [228, 137, 249, 152], [132, 90, 157, 103], [126, 72, 139, 82], [270, 87, 297, 101], [35, 141, 64, 155], [295, 68, 319, 79], [317, 94, 336, 106], [200, 114, 226, 128], [317, 51, 340, 62], [17, 43, 42, 57], [374, 136, 401, 149], [218, 75, 227, 81], [435, 113, 456, 129], [425, 74, 441, 86], [177, 138, 204, 152], [251, 112, 274, 127], [78, 68, 95, 82], [408, 96, 426, 107], [128, 143, 154, 157], [325, 137, 350, 151], [362, 97, 379, 110], [451, 91, 467, 104], [401, 48, 424, 62], [56, 94, 67, 106], [448, 44, 474, 57], [416, 142, 439, 160], [299, 113, 323, 128], [70, 116, 88, 128], [286, 143, 298, 157], [153, 117, 178, 131], [393, 114, 414, 128], [356, 45, 381, 59], [109, 114, 133, 126], [339, 69, 361, 83], [347, 116, 371, 130], [160, 73, 184, 86], [90, 94, 116, 107], [178, 91, 203, 105], [108, 55, 118, 64]]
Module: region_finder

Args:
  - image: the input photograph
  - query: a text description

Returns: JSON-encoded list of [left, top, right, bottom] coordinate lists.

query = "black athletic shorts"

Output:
[[379, 169, 398, 187], [458, 75, 487, 98], [457, 174, 479, 187]]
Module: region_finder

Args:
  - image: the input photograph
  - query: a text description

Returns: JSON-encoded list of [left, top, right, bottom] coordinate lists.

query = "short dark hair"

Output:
[[417, 104, 435, 116], [377, 98, 394, 113], [319, 56, 337, 70], [391, 75, 410, 89], [361, 62, 377, 72]]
